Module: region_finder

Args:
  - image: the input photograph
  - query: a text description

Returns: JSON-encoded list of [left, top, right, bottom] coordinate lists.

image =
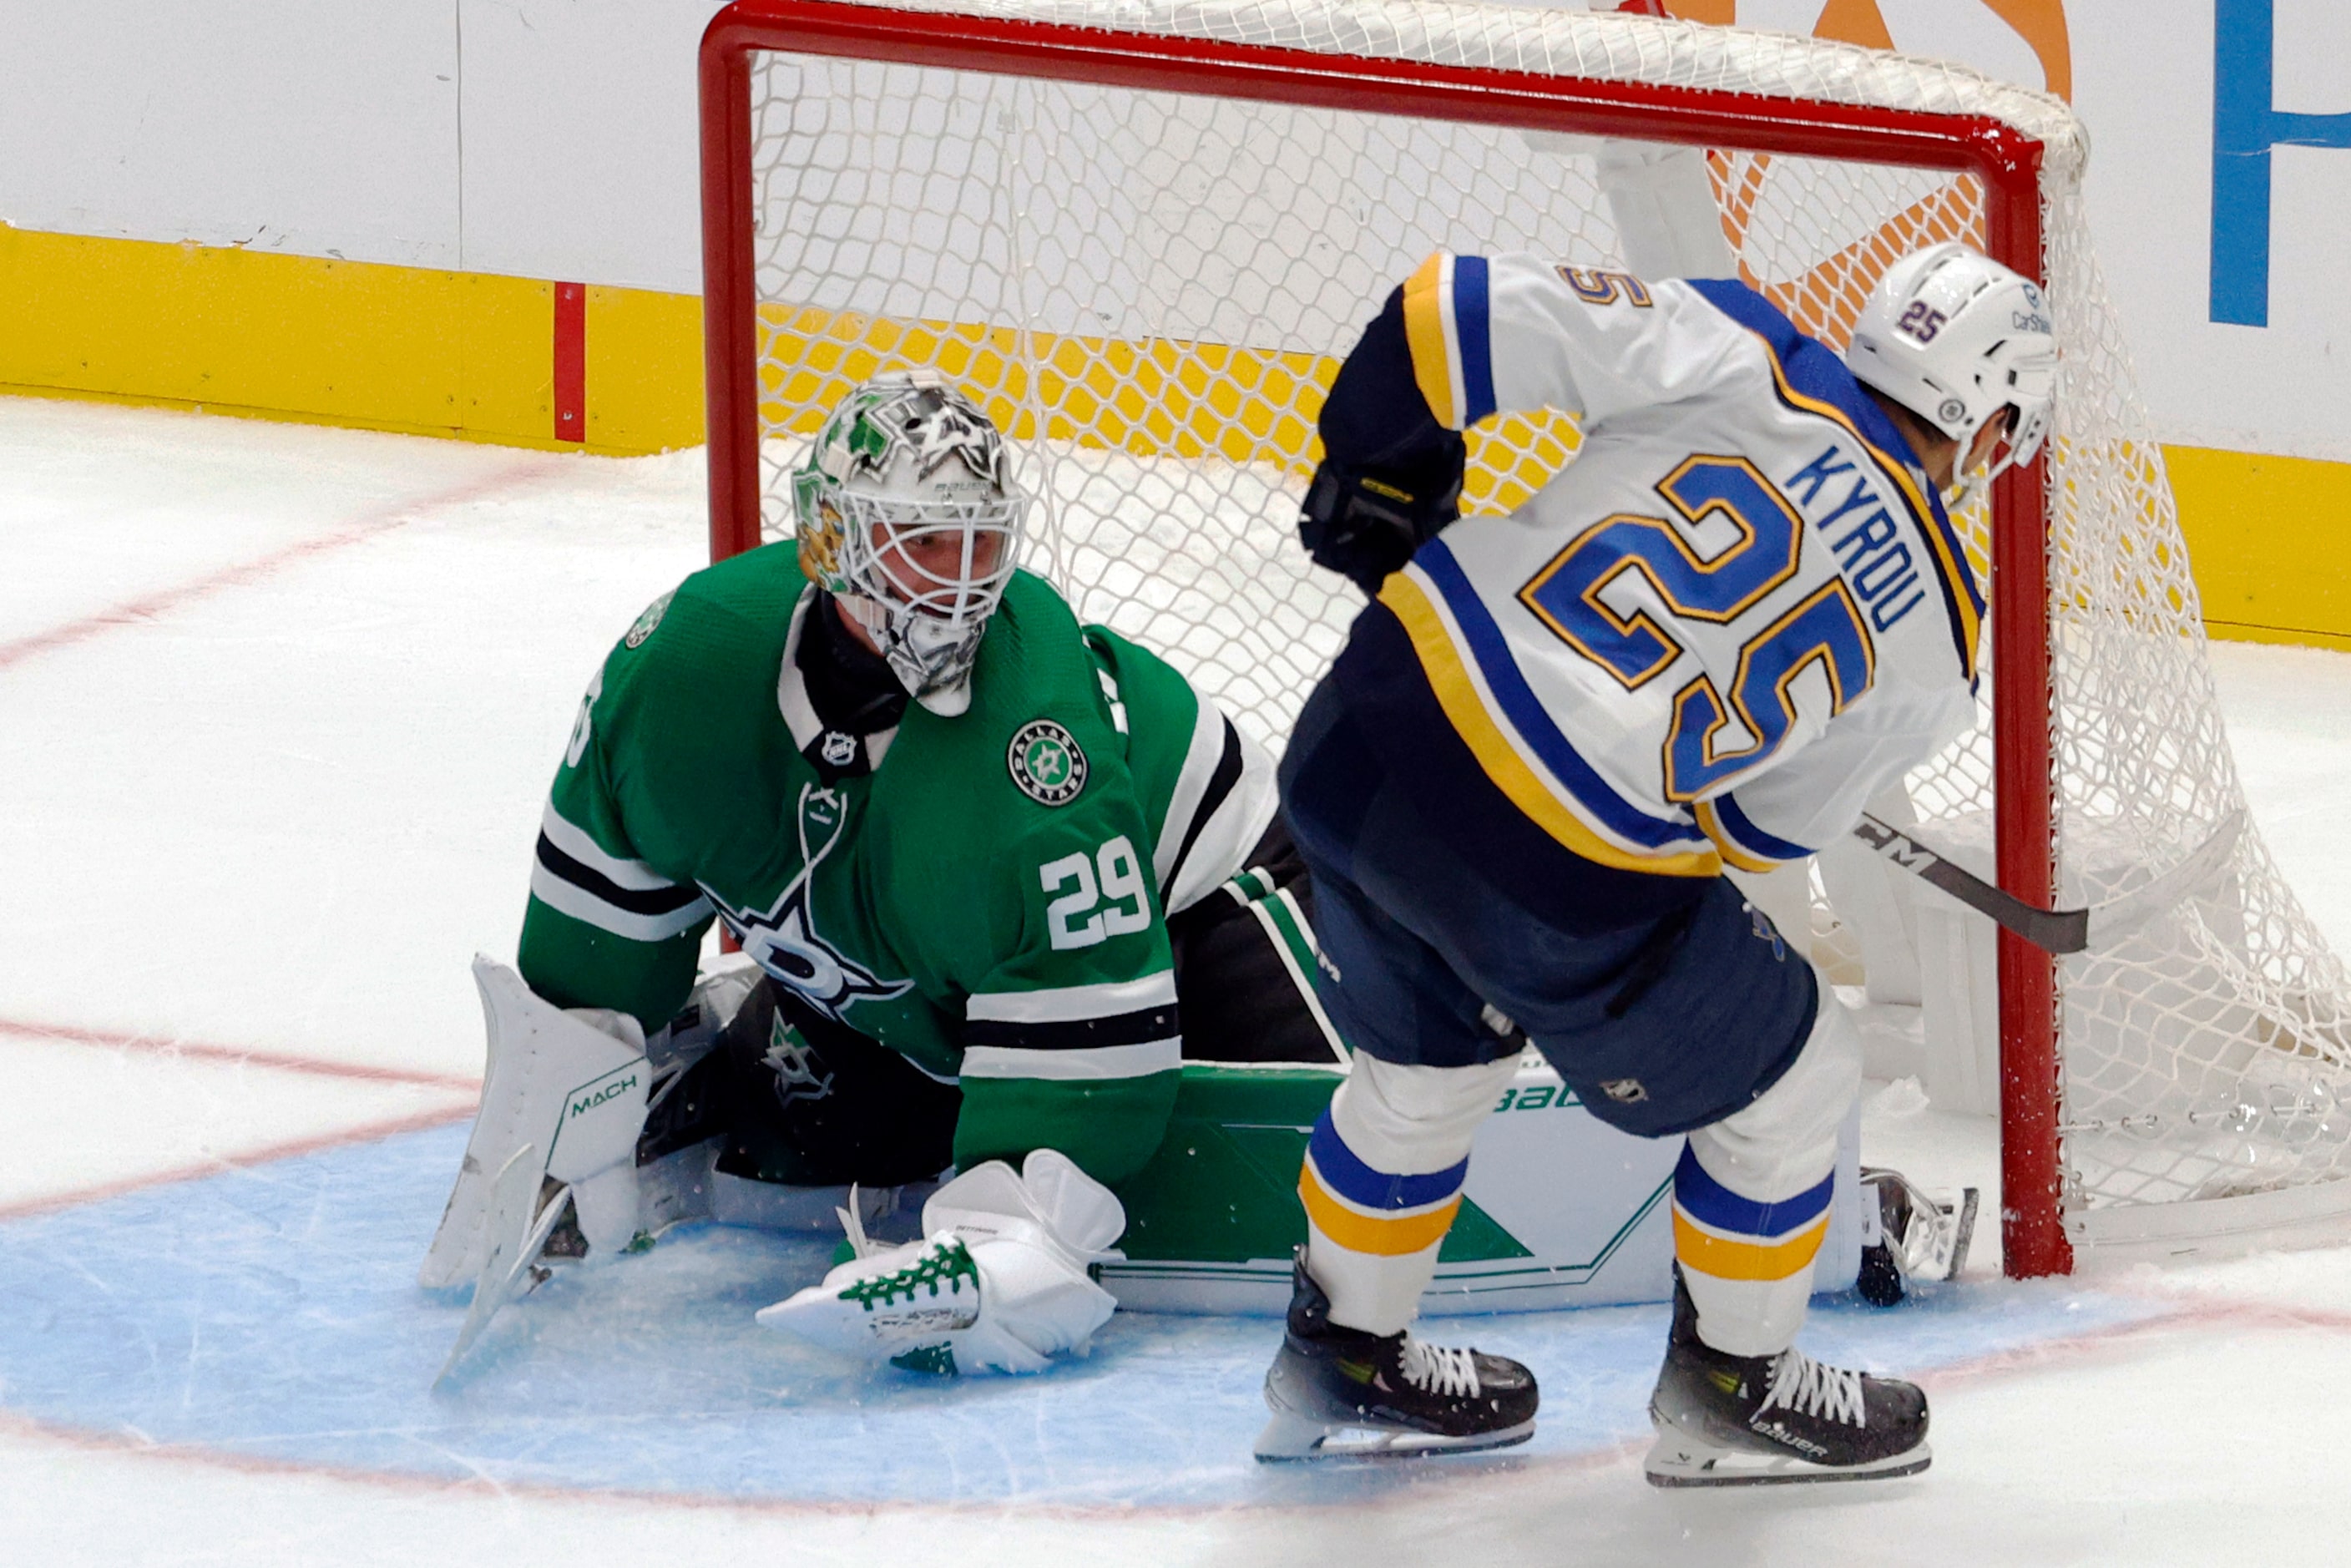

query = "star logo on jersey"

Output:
[[719, 881, 912, 1024], [1007, 719, 1086, 807]]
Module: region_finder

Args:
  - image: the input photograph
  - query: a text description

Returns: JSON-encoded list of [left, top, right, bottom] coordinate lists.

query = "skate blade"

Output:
[[1642, 1432, 1931, 1489], [1253, 1409, 1535, 1464]]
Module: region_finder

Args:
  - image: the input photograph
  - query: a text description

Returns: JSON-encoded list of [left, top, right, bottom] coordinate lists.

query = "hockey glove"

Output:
[[756, 1148, 1125, 1375], [1297, 439, 1466, 596]]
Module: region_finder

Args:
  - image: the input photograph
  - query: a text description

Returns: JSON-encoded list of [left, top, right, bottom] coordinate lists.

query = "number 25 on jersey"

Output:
[[1518, 454, 1875, 800]]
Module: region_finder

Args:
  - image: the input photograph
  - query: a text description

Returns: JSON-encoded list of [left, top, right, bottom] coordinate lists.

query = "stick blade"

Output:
[[2083, 810, 2244, 953]]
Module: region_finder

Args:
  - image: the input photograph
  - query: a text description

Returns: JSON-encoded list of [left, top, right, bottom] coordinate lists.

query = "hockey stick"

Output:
[[1848, 809, 2242, 957]]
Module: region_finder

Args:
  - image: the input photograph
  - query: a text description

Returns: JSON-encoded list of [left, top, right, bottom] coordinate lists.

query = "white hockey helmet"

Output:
[[791, 372, 1028, 716], [1845, 241, 2058, 495]]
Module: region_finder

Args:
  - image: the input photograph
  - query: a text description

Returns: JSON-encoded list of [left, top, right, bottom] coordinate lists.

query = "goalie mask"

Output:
[[1845, 241, 2058, 505], [791, 373, 1029, 716]]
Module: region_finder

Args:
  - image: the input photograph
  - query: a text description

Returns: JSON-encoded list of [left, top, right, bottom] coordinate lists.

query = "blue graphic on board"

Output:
[[0, 1123, 2166, 1508], [2212, 0, 2351, 327]]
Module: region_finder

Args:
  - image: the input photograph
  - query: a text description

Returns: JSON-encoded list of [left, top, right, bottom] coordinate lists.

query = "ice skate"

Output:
[[1645, 1273, 1929, 1487], [1254, 1250, 1536, 1461]]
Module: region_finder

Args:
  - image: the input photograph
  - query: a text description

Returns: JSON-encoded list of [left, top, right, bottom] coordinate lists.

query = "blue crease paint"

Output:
[[0, 1124, 2162, 1507]]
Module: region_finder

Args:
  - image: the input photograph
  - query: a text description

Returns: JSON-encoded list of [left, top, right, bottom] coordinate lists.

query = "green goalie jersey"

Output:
[[518, 542, 1272, 1186]]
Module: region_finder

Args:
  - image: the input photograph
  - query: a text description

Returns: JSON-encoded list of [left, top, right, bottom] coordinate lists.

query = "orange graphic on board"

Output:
[[1634, 0, 2073, 352], [1813, 0, 1894, 52], [1659, 1, 2070, 100], [1974, 0, 2070, 100], [1712, 155, 1985, 349]]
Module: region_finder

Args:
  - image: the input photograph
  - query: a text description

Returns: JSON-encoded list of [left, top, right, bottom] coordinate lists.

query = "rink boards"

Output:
[[1104, 1059, 1860, 1316]]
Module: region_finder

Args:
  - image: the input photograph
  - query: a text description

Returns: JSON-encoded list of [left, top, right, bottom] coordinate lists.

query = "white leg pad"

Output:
[[418, 955, 650, 1288]]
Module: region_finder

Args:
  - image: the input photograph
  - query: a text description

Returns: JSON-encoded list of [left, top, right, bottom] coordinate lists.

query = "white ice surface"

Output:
[[7, 395, 2351, 1564], [0, 1027, 473, 1215], [0, 398, 710, 1077]]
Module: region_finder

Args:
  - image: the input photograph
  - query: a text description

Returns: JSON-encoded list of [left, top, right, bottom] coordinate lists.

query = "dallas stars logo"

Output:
[[720, 878, 912, 1024], [761, 1012, 836, 1109], [1007, 718, 1087, 807]]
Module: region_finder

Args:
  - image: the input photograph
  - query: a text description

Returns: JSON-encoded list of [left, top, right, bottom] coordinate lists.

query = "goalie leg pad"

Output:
[[1165, 817, 1348, 1067], [419, 956, 650, 1288]]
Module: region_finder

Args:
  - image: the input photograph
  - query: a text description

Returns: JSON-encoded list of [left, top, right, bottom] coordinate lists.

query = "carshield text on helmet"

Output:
[[791, 373, 1029, 716]]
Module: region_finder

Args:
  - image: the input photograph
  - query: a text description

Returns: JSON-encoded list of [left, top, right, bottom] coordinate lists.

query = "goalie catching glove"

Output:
[[756, 1148, 1126, 1375]]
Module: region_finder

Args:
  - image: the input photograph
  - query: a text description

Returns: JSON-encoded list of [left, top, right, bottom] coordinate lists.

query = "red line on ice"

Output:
[[0, 1102, 475, 1224], [0, 460, 557, 672], [7, 1288, 2348, 1520], [1917, 1293, 2351, 1388], [0, 1400, 1640, 1524], [0, 1014, 480, 1091]]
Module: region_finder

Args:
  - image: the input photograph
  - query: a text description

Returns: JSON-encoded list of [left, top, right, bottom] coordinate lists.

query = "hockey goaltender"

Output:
[[422, 371, 1350, 1378]]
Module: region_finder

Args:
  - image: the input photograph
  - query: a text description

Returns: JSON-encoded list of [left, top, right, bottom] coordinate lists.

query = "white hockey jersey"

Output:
[[1337, 250, 1982, 882]]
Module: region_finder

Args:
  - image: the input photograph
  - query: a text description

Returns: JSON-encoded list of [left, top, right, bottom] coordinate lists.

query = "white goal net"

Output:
[[712, 0, 2351, 1265]]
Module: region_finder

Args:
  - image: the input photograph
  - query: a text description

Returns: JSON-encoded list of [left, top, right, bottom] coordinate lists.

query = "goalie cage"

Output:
[[695, 0, 2351, 1278]]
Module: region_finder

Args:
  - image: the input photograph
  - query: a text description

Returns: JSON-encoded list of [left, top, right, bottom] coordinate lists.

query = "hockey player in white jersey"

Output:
[[1257, 240, 2055, 1481]]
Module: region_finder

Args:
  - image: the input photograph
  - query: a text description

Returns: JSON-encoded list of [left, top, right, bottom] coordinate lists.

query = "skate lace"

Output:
[[1754, 1348, 1866, 1427], [1397, 1337, 1480, 1398]]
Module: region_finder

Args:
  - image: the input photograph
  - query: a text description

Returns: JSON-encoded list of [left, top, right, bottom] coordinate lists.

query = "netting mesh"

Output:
[[734, 0, 2351, 1241]]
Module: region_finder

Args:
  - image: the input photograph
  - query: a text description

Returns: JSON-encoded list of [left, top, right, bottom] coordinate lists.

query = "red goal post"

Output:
[[695, 0, 2075, 1277]]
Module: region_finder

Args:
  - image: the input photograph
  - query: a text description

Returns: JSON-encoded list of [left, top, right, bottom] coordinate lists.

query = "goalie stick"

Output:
[[1848, 809, 2243, 957]]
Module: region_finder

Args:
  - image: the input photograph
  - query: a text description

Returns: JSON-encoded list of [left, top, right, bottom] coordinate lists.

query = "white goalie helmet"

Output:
[[1844, 241, 2059, 498], [791, 372, 1029, 716]]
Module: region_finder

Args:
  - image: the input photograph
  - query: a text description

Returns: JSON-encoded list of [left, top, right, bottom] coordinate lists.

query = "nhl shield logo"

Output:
[[1007, 719, 1086, 807]]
